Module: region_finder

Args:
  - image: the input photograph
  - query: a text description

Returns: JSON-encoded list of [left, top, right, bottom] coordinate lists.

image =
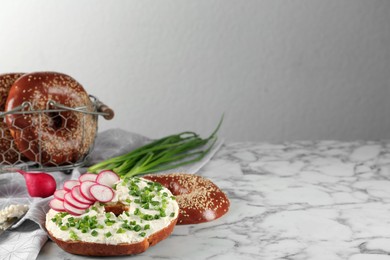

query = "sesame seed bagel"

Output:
[[144, 173, 230, 224], [5, 72, 97, 165], [46, 177, 179, 256], [0, 73, 25, 164]]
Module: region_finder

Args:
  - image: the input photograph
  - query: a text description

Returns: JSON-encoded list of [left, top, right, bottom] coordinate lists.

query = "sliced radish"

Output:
[[63, 180, 80, 192], [64, 200, 85, 216], [64, 192, 90, 209], [71, 185, 94, 204], [79, 173, 98, 182], [96, 170, 120, 188], [50, 198, 65, 212], [89, 184, 114, 203], [80, 181, 97, 201], [54, 189, 67, 201]]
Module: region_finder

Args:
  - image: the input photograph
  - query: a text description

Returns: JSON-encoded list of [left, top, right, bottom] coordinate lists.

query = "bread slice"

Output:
[[46, 217, 177, 256]]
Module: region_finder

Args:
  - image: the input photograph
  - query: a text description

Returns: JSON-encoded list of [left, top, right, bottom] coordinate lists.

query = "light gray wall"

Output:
[[1, 0, 389, 141]]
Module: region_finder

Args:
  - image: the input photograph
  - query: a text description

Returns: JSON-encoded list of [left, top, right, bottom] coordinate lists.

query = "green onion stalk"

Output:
[[88, 116, 223, 178]]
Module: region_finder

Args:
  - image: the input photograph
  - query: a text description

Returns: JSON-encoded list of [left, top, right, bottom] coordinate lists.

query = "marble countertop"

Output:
[[37, 141, 390, 260]]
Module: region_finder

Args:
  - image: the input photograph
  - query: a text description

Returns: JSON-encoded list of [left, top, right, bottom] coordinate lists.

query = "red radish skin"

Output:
[[17, 170, 56, 198], [71, 186, 94, 204], [54, 189, 67, 201], [96, 170, 120, 188], [80, 181, 98, 201], [79, 173, 98, 182], [63, 180, 80, 192], [50, 198, 65, 212], [64, 192, 90, 210], [89, 184, 114, 203], [63, 200, 85, 216]]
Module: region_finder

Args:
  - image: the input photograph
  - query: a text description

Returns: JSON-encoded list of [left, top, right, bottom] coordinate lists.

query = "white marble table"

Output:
[[37, 141, 390, 260]]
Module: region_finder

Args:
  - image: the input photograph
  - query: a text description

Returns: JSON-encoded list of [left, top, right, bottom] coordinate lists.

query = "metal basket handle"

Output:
[[95, 100, 114, 120]]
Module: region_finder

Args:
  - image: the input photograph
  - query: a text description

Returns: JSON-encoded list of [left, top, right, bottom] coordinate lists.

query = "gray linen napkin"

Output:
[[0, 128, 223, 260]]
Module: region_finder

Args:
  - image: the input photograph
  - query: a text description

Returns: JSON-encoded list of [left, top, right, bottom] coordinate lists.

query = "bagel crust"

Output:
[[47, 217, 177, 256]]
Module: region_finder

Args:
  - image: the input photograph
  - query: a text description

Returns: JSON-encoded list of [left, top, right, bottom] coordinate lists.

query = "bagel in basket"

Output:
[[0, 73, 25, 164], [45, 173, 179, 256], [5, 72, 97, 166]]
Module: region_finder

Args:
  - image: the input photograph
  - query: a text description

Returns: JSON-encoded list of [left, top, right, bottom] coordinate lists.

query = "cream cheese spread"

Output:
[[0, 204, 29, 224], [45, 177, 179, 245]]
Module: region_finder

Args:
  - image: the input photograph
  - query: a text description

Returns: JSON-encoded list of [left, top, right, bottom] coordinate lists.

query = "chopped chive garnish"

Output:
[[150, 201, 159, 206], [116, 228, 126, 234], [134, 225, 141, 232], [60, 225, 68, 231], [104, 219, 116, 226], [69, 230, 79, 241]]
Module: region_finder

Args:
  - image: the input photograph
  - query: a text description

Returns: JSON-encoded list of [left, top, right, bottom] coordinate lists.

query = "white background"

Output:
[[0, 0, 389, 141]]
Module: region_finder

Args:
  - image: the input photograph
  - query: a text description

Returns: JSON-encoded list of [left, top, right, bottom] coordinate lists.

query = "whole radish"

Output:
[[18, 170, 57, 198]]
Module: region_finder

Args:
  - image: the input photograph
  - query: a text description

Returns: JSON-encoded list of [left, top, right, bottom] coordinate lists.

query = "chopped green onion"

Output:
[[150, 201, 160, 206], [69, 230, 79, 241], [134, 225, 142, 232], [104, 219, 116, 226], [116, 228, 126, 234], [60, 225, 69, 231]]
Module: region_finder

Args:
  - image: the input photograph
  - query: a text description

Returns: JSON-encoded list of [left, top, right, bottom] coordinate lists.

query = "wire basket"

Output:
[[0, 95, 114, 173]]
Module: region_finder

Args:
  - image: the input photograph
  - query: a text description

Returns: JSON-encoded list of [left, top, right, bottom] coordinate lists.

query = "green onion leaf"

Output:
[[88, 116, 223, 177]]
